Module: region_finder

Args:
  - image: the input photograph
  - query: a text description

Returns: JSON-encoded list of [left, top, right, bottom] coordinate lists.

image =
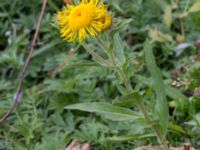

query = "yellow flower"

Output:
[[99, 12, 112, 31], [56, 0, 107, 42]]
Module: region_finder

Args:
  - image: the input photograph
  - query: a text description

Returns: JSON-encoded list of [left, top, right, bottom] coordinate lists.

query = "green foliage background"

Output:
[[1, 0, 200, 149]]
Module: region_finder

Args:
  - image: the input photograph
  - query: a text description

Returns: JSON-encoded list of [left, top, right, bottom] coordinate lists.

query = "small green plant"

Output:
[[1, 0, 200, 149]]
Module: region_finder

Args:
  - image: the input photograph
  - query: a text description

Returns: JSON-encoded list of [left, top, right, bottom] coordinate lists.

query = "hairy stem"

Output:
[[95, 37, 168, 149], [81, 43, 111, 67], [184, 0, 191, 12]]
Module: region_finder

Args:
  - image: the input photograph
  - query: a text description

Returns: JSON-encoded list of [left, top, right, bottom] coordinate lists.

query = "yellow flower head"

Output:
[[99, 12, 112, 31], [56, 0, 107, 42]]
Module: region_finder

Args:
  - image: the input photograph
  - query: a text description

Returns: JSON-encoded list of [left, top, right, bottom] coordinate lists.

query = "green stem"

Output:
[[180, 18, 185, 37], [95, 38, 168, 149], [137, 103, 166, 146], [108, 47, 133, 91], [81, 43, 111, 67], [184, 0, 191, 12], [117, 68, 133, 92], [96, 37, 110, 52]]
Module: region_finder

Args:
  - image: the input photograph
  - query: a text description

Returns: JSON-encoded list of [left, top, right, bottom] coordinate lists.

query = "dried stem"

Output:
[[0, 0, 48, 124], [51, 44, 80, 77]]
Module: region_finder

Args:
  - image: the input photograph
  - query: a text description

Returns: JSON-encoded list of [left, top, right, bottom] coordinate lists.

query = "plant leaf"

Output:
[[153, 0, 168, 11], [111, 19, 132, 36], [168, 122, 189, 136], [163, 5, 172, 28], [113, 93, 141, 107], [165, 84, 187, 102], [113, 32, 126, 67], [107, 133, 155, 142], [148, 29, 173, 42], [65, 102, 142, 121], [189, 0, 200, 13], [144, 40, 169, 136]]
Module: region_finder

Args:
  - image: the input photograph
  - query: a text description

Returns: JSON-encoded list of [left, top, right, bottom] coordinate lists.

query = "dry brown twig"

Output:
[[0, 0, 48, 124], [51, 44, 80, 78]]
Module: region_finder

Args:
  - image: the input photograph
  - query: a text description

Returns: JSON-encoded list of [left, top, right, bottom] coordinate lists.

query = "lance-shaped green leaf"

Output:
[[144, 40, 169, 136], [107, 133, 155, 142], [113, 32, 126, 67], [148, 29, 173, 43], [165, 85, 187, 102], [189, 0, 200, 13], [168, 122, 191, 136], [111, 19, 132, 36], [163, 5, 172, 28], [65, 102, 142, 121], [113, 93, 141, 107]]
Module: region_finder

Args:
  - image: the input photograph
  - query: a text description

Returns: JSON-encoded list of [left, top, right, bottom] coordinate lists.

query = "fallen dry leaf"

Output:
[[66, 141, 196, 150], [65, 140, 91, 150], [135, 144, 196, 150], [169, 144, 196, 150]]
